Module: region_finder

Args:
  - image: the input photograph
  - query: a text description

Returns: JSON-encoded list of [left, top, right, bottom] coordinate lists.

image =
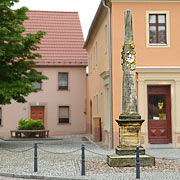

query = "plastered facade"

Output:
[[0, 66, 86, 136], [85, 0, 180, 148]]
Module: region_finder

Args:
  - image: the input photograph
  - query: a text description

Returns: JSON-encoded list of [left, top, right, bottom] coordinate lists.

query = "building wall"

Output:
[[0, 66, 86, 136], [86, 8, 111, 147], [111, 1, 180, 147], [137, 68, 180, 148]]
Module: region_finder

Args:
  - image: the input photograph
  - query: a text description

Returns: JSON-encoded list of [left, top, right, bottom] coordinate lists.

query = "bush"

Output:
[[18, 118, 45, 130]]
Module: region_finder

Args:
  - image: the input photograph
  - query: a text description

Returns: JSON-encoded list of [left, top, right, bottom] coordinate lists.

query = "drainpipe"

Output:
[[102, 0, 113, 149]]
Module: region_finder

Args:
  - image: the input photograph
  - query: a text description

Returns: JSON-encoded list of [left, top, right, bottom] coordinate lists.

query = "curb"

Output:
[[0, 137, 63, 142], [0, 173, 88, 180]]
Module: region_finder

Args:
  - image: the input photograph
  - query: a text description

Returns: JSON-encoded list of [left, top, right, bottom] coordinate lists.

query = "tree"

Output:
[[0, 0, 47, 105]]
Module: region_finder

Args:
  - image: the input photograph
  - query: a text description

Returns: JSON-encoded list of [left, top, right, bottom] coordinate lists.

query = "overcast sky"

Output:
[[13, 0, 102, 40]]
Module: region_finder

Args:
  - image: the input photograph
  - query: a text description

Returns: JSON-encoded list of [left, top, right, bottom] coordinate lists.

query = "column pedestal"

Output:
[[107, 115, 155, 167]]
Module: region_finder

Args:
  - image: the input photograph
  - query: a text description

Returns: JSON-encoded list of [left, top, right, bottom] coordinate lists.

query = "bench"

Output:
[[10, 130, 49, 138]]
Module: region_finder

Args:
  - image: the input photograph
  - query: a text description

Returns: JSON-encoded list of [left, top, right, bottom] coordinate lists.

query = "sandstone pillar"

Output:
[[107, 10, 155, 167]]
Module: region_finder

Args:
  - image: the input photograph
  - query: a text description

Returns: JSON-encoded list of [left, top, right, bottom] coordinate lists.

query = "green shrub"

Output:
[[18, 118, 45, 130]]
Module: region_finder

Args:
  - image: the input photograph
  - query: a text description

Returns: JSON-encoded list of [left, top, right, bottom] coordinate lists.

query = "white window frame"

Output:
[[146, 10, 170, 48]]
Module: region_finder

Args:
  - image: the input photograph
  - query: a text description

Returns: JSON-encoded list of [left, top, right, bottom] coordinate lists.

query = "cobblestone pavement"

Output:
[[0, 178, 35, 180], [0, 135, 180, 180]]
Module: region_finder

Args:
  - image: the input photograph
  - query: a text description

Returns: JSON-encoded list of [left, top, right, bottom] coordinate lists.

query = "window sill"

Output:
[[57, 123, 71, 125], [147, 43, 170, 48], [58, 89, 70, 91]]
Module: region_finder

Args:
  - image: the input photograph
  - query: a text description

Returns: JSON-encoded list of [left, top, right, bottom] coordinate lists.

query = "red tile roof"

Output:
[[24, 11, 88, 66]]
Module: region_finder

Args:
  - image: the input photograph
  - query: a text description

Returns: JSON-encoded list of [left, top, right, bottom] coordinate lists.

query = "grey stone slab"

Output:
[[14, 174, 44, 179], [0, 173, 14, 177], [107, 154, 155, 167]]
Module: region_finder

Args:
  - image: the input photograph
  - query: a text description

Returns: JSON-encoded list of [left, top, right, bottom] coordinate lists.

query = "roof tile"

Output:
[[24, 11, 88, 66]]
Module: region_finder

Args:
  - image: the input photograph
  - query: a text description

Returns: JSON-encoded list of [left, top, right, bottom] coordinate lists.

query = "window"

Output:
[[101, 92, 103, 116], [93, 96, 96, 116], [95, 94, 98, 115], [88, 56, 91, 74], [93, 94, 99, 116], [93, 47, 95, 69], [96, 41, 98, 66], [59, 106, 69, 123], [58, 72, 68, 90], [105, 24, 107, 54], [32, 72, 42, 90], [148, 94, 166, 120], [146, 11, 170, 47], [149, 14, 166, 44], [0, 108, 2, 125], [90, 54, 92, 73]]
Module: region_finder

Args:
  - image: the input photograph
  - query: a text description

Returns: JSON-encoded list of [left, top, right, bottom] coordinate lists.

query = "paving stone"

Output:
[[0, 135, 180, 179]]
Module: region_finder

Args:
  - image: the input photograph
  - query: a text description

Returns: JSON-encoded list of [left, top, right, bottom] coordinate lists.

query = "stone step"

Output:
[[115, 147, 145, 155], [107, 154, 155, 167]]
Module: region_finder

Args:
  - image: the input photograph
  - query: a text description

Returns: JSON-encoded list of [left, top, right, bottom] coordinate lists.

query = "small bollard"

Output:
[[34, 143, 38, 172], [136, 146, 140, 179], [81, 144, 85, 176]]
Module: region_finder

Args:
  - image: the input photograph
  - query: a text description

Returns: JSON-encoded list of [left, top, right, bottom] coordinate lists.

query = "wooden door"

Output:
[[148, 86, 171, 143], [31, 106, 45, 123]]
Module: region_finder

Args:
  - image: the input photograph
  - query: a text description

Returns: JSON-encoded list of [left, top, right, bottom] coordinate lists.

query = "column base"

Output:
[[115, 146, 145, 155], [107, 154, 155, 167], [108, 116, 155, 167]]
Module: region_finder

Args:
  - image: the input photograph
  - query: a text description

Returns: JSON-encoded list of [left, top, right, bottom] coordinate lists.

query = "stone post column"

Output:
[[116, 10, 144, 153], [107, 10, 155, 167]]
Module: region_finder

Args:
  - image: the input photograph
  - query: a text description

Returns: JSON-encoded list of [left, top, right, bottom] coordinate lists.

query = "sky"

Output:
[[13, 0, 102, 40]]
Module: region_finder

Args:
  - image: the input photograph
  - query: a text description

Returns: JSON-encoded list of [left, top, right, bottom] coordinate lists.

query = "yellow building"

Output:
[[84, 0, 180, 148]]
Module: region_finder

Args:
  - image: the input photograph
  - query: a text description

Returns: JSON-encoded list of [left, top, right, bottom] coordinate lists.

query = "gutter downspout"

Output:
[[102, 0, 113, 149]]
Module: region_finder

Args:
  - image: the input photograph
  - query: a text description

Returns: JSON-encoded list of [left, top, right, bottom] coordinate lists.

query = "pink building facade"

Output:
[[0, 11, 88, 137]]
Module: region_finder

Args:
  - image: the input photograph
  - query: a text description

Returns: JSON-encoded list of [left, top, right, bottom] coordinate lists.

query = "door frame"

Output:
[[28, 103, 47, 127], [136, 68, 177, 147], [147, 85, 172, 144]]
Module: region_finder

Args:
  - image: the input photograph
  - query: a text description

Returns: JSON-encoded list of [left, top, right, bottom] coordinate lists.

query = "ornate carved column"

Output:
[[116, 9, 144, 153], [107, 10, 155, 167]]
